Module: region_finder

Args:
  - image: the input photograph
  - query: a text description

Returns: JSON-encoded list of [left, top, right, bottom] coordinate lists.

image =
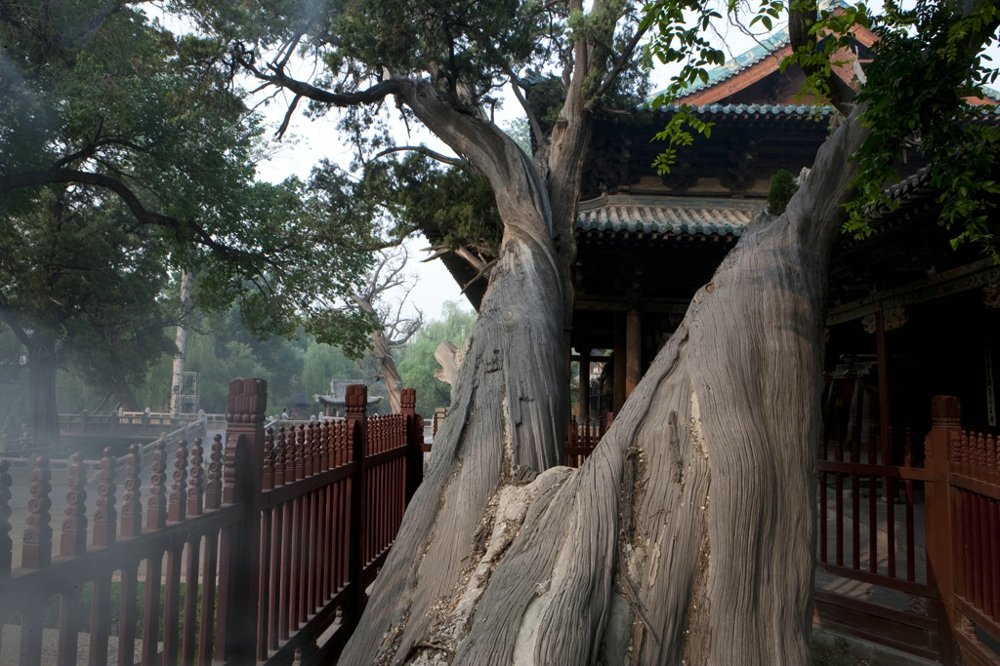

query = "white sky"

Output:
[[252, 90, 473, 323]]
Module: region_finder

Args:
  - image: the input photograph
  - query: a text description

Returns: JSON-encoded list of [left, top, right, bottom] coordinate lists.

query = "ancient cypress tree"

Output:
[[188, 0, 996, 661]]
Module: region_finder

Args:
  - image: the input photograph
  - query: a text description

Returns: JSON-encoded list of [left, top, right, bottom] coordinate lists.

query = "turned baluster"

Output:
[[304, 423, 315, 477], [284, 426, 296, 483], [294, 425, 306, 482], [60, 452, 88, 557], [168, 440, 189, 523], [120, 444, 142, 538], [146, 440, 168, 530], [263, 429, 275, 490], [22, 457, 53, 569], [188, 437, 205, 516], [92, 448, 117, 547], [274, 426, 287, 486], [205, 434, 223, 511], [0, 459, 12, 577]]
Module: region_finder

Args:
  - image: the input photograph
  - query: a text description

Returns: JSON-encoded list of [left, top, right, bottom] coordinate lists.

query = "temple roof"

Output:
[[651, 102, 833, 119], [577, 194, 759, 238], [669, 30, 792, 101]]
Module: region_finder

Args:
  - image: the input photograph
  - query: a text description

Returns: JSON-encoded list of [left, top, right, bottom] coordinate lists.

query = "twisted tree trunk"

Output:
[[344, 98, 869, 662]]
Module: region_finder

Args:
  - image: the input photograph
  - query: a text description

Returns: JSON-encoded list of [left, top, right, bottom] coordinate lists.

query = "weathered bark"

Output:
[[344, 108, 870, 663]]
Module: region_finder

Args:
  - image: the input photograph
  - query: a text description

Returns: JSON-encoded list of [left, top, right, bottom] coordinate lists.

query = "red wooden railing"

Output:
[[923, 396, 1000, 665], [0, 380, 424, 666], [565, 413, 614, 467], [816, 396, 1000, 663]]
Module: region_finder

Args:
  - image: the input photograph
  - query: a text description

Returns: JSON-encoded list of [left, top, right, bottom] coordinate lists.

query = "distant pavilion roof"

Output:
[[577, 194, 761, 239]]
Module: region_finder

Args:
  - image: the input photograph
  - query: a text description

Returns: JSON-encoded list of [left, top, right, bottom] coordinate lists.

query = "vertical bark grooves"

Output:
[[345, 111, 875, 665], [341, 232, 567, 663]]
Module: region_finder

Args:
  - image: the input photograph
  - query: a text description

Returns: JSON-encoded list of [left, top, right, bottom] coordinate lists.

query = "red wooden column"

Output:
[[925, 395, 961, 664], [626, 309, 642, 398], [875, 308, 893, 464], [401, 388, 423, 502], [578, 351, 591, 424], [345, 384, 370, 630], [613, 314, 626, 411], [217, 377, 267, 663]]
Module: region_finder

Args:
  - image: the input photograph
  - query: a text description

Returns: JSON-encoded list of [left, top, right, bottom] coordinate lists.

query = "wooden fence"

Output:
[[815, 395, 1000, 663], [564, 413, 614, 467], [0, 379, 424, 666], [924, 396, 1000, 665]]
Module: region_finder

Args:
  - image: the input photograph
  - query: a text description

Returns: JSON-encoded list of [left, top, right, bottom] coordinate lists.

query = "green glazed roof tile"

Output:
[[577, 194, 762, 238]]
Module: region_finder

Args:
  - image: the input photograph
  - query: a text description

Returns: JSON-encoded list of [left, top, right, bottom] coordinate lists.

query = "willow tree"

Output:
[[183, 0, 999, 661]]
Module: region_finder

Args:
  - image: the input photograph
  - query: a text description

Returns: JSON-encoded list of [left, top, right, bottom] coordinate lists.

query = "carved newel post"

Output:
[[401, 388, 423, 501], [925, 395, 961, 663], [345, 384, 369, 630], [218, 377, 267, 663]]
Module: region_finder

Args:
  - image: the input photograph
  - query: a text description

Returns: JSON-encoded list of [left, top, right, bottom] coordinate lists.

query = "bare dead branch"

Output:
[[373, 145, 467, 168], [275, 93, 302, 139]]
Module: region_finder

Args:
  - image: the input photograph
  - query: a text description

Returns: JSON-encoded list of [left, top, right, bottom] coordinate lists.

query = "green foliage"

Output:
[[644, 0, 1000, 256], [842, 0, 1000, 256], [183, 0, 552, 113], [780, 2, 874, 102], [1, 3, 379, 356], [0, 189, 175, 405], [768, 169, 799, 215], [643, 0, 726, 173], [651, 107, 714, 175], [643, 0, 725, 99], [301, 340, 365, 398], [387, 157, 503, 258], [397, 301, 475, 416]]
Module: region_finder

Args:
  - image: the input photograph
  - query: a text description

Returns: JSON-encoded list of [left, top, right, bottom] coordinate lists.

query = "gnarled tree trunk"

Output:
[[343, 108, 870, 664]]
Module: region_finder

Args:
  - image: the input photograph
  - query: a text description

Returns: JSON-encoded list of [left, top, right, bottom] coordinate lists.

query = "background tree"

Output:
[[0, 190, 173, 446], [397, 301, 476, 417], [352, 247, 423, 413], [0, 3, 381, 443]]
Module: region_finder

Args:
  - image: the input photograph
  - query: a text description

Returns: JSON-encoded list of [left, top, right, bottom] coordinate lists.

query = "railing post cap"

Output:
[[345, 384, 368, 411], [226, 378, 268, 423], [401, 388, 416, 412], [930, 396, 961, 425]]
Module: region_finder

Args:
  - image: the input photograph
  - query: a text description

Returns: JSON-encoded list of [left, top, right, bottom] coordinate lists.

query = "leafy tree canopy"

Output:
[[0, 1, 379, 354]]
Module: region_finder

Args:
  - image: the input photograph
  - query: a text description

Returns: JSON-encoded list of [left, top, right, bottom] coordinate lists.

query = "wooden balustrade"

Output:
[[0, 380, 425, 666], [564, 413, 615, 467], [922, 398, 1000, 664]]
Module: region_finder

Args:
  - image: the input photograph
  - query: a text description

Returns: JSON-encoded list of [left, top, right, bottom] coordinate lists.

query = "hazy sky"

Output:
[[253, 95, 474, 323]]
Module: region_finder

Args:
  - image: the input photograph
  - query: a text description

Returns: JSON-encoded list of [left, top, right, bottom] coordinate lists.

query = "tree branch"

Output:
[[275, 93, 302, 138], [588, 21, 650, 106], [373, 145, 467, 168], [501, 64, 546, 149], [0, 168, 265, 265], [237, 50, 404, 107]]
